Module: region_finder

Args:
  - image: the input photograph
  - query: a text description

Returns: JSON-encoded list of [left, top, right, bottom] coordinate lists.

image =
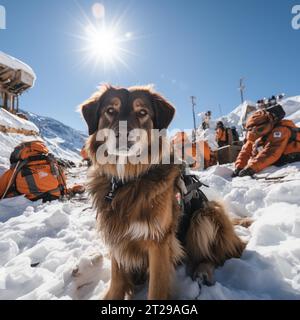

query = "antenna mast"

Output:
[[191, 96, 197, 143], [239, 78, 246, 104]]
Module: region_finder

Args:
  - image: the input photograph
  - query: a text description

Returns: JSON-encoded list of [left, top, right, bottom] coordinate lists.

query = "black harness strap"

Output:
[[177, 174, 209, 245], [105, 177, 125, 202], [21, 166, 40, 195]]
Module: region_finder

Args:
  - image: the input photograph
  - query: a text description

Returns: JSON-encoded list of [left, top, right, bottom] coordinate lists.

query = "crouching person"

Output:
[[0, 141, 68, 202], [232, 109, 300, 177]]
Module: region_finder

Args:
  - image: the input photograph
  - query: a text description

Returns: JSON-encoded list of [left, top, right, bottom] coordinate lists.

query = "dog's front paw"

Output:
[[191, 262, 215, 286]]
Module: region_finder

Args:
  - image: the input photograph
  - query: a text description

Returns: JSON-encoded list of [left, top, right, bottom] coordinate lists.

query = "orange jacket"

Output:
[[235, 120, 300, 172]]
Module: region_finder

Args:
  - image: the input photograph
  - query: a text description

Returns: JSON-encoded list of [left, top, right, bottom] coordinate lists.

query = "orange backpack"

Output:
[[6, 141, 67, 202]]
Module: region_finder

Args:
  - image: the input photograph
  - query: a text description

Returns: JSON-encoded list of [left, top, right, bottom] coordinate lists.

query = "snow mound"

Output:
[[0, 108, 38, 133], [0, 169, 110, 300]]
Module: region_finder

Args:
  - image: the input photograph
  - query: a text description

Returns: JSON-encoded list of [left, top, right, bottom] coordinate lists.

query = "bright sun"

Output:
[[73, 3, 137, 70], [85, 25, 121, 64]]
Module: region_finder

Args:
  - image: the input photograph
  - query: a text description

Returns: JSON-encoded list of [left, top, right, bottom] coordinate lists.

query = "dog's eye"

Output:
[[137, 109, 148, 117], [106, 108, 116, 116]]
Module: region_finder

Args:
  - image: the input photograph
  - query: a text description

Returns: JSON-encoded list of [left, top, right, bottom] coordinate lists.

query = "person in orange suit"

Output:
[[215, 121, 229, 147], [233, 109, 300, 177]]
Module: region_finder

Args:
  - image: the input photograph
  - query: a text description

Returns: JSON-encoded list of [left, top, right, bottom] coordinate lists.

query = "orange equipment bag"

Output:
[[171, 132, 215, 169], [5, 141, 67, 202]]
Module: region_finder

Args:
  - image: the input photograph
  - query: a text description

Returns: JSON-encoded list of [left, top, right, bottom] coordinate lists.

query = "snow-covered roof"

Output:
[[0, 51, 36, 81]]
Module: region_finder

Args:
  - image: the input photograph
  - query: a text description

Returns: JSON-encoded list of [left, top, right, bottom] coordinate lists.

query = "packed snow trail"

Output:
[[1, 163, 300, 300]]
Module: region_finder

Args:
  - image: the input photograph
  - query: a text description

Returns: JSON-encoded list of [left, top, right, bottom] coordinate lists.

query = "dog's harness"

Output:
[[105, 177, 125, 202], [104, 169, 209, 245], [176, 174, 209, 245]]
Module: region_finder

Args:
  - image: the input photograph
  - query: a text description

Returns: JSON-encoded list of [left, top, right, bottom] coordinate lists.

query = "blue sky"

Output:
[[1, 0, 300, 133]]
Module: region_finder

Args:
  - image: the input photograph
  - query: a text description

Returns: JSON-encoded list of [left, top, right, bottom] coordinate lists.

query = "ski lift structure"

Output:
[[0, 51, 36, 114]]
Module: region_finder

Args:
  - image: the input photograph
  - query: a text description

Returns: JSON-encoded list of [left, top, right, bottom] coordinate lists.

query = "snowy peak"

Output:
[[0, 108, 87, 170], [23, 111, 87, 162]]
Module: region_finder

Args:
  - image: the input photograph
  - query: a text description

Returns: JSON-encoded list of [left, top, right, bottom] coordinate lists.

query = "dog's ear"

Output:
[[151, 92, 175, 129], [80, 85, 111, 135], [81, 99, 101, 136]]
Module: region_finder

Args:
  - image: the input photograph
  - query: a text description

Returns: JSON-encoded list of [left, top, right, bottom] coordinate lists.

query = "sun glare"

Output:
[[72, 3, 140, 71], [85, 25, 120, 63]]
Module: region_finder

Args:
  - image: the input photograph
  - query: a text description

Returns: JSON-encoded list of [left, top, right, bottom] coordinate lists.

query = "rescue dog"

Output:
[[80, 85, 246, 300]]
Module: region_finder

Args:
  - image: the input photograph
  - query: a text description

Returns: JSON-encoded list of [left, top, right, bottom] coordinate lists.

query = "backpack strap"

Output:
[[2, 159, 29, 199], [288, 127, 300, 143], [275, 125, 300, 143]]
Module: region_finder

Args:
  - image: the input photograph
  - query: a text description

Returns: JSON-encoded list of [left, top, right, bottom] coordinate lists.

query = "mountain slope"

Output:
[[0, 109, 87, 171], [23, 111, 87, 162]]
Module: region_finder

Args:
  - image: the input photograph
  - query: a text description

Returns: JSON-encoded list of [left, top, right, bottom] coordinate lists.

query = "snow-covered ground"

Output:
[[1, 163, 300, 300], [1, 95, 300, 300]]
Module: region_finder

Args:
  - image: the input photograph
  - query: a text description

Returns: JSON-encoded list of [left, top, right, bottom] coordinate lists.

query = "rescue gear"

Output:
[[171, 132, 216, 169], [266, 103, 286, 123], [176, 173, 209, 246], [231, 127, 240, 143], [216, 125, 237, 148], [238, 168, 255, 177], [245, 110, 273, 129], [232, 168, 241, 178], [235, 119, 300, 173], [103, 165, 209, 246], [0, 141, 67, 202]]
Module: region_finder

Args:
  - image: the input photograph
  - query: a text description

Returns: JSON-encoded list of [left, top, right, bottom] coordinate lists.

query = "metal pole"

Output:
[[218, 104, 223, 117], [239, 78, 245, 104], [191, 96, 197, 143]]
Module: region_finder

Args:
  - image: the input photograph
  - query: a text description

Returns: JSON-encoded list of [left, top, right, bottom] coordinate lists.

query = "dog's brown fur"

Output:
[[81, 85, 246, 300]]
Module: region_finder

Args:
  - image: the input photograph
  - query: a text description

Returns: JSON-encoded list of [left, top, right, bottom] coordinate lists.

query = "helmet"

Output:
[[246, 110, 273, 129], [245, 110, 274, 139], [216, 121, 224, 128]]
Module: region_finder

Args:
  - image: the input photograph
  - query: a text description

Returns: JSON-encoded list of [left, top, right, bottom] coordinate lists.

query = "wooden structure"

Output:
[[217, 143, 243, 165], [0, 52, 36, 113]]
